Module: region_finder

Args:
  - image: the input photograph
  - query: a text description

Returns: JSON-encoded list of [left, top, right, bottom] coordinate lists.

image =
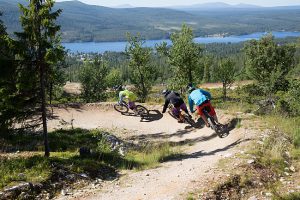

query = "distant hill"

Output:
[[113, 4, 135, 8], [0, 0, 198, 42], [170, 2, 261, 11], [1, 0, 300, 42]]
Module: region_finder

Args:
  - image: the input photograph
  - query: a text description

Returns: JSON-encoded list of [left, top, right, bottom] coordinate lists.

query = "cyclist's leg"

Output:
[[172, 106, 183, 122], [207, 101, 218, 123], [196, 105, 210, 127], [128, 101, 136, 110], [180, 103, 190, 116], [119, 95, 124, 104], [172, 106, 179, 118]]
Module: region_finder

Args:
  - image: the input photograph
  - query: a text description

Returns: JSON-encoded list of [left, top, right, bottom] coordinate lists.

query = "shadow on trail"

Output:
[[163, 138, 250, 162], [48, 103, 85, 120], [192, 118, 206, 129], [168, 132, 218, 147], [128, 127, 195, 142], [128, 129, 219, 147], [140, 110, 163, 122], [226, 118, 241, 132], [52, 103, 85, 112], [119, 110, 163, 123], [121, 112, 139, 117]]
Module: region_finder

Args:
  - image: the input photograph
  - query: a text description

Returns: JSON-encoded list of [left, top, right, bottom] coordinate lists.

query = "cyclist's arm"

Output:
[[200, 89, 212, 100], [162, 99, 170, 113], [188, 96, 195, 113], [119, 91, 125, 103]]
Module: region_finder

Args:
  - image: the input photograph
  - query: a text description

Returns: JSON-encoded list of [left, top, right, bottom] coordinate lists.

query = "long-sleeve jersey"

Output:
[[119, 90, 137, 102], [188, 89, 212, 113], [162, 91, 184, 113]]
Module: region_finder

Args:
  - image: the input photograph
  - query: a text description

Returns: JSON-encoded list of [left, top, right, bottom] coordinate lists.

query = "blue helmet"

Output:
[[187, 83, 196, 93]]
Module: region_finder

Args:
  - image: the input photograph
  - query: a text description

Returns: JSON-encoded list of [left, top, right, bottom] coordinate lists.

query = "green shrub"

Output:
[[287, 79, 300, 116], [275, 79, 300, 116], [0, 156, 51, 189], [236, 83, 264, 97], [275, 192, 300, 200]]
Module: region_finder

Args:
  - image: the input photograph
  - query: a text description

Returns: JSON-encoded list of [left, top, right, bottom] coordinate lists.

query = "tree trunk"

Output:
[[223, 82, 227, 102], [138, 65, 146, 102], [49, 82, 53, 105], [40, 63, 50, 157]]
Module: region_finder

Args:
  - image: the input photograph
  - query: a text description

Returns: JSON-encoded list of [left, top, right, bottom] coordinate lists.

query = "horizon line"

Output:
[[56, 1, 300, 8]]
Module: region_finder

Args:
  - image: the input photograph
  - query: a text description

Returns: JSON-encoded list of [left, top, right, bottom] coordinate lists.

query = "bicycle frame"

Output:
[[201, 107, 228, 138], [120, 100, 129, 108], [202, 108, 217, 130]]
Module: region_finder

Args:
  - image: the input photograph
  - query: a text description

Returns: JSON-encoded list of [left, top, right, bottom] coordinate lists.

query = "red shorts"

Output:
[[196, 101, 216, 116]]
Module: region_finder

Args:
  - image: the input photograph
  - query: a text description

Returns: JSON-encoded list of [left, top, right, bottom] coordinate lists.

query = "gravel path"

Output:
[[49, 103, 249, 200]]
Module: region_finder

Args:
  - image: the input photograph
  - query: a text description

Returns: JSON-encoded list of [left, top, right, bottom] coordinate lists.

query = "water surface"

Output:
[[63, 31, 300, 53]]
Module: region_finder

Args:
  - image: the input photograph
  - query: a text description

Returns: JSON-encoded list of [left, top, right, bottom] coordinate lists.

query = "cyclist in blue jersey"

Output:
[[187, 84, 218, 127]]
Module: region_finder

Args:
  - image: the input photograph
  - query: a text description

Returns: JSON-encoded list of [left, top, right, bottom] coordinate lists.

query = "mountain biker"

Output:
[[187, 84, 218, 127], [162, 89, 191, 123], [118, 86, 137, 110]]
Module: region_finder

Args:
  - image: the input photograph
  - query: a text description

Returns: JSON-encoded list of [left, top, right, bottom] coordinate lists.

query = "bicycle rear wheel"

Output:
[[207, 117, 217, 130], [216, 124, 229, 138], [114, 103, 128, 113], [135, 105, 149, 116]]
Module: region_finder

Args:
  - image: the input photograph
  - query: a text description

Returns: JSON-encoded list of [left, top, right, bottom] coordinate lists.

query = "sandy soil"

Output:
[[49, 103, 252, 200], [63, 82, 82, 95]]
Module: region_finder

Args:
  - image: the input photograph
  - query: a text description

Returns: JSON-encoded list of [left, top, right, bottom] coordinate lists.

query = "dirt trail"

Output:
[[49, 103, 250, 200]]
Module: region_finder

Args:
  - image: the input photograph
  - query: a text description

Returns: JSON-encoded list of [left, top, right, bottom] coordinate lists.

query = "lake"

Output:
[[62, 31, 300, 53]]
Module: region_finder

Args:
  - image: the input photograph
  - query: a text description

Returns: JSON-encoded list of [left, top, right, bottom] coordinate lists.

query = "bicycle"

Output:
[[168, 104, 194, 126], [201, 107, 228, 138], [114, 100, 149, 117]]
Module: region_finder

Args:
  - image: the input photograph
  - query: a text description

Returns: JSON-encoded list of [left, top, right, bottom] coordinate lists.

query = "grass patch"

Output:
[[0, 156, 51, 189], [48, 129, 103, 151], [125, 143, 181, 170], [262, 116, 300, 149], [0, 129, 182, 190], [249, 130, 290, 172], [274, 192, 300, 200], [187, 192, 196, 200], [0, 128, 106, 152]]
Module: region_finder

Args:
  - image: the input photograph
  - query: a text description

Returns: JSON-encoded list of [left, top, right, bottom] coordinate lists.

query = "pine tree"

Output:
[[244, 34, 296, 96], [79, 57, 109, 102], [215, 58, 236, 101], [14, 0, 64, 157], [126, 33, 155, 102], [0, 12, 19, 132], [202, 55, 214, 83], [156, 24, 202, 89]]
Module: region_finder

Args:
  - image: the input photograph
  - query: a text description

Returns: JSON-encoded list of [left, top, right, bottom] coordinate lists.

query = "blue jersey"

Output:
[[188, 89, 211, 113]]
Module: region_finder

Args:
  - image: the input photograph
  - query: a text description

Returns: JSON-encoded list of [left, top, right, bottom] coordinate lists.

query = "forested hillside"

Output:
[[1, 0, 300, 42]]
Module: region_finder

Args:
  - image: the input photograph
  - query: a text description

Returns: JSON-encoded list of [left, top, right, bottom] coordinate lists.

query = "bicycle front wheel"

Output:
[[114, 103, 128, 113], [135, 105, 149, 116]]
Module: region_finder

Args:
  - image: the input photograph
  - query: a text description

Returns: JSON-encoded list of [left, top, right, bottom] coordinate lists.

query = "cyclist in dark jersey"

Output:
[[162, 89, 191, 123]]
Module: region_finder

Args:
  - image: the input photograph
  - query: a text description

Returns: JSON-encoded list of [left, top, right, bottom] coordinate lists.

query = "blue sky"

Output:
[[56, 0, 300, 7]]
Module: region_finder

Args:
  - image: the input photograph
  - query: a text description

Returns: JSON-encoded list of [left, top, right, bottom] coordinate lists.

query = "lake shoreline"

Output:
[[62, 31, 300, 53]]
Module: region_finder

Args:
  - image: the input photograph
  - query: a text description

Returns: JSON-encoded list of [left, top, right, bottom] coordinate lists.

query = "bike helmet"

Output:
[[162, 89, 170, 96], [186, 83, 196, 93], [115, 85, 124, 91]]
